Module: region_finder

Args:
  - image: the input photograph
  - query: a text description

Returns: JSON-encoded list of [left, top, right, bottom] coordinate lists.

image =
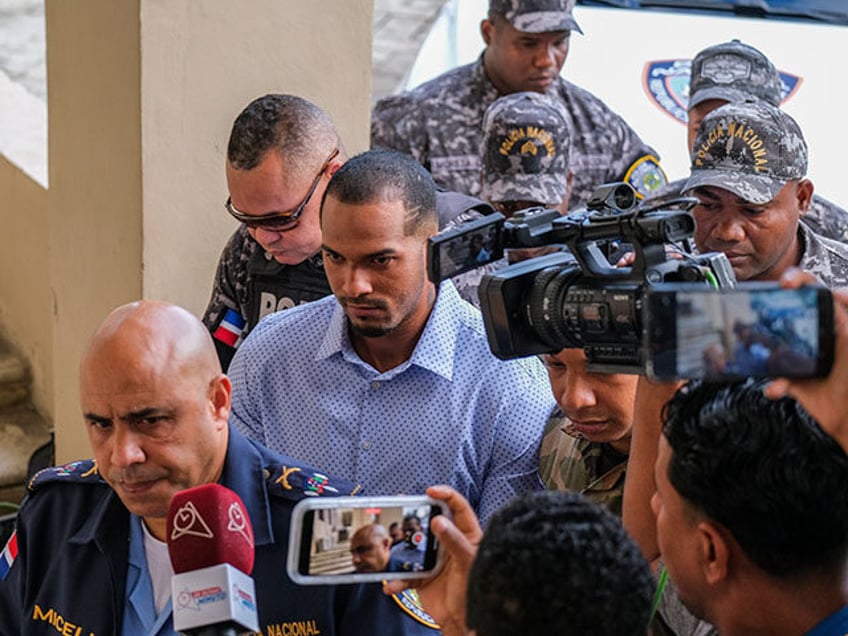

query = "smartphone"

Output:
[[286, 495, 446, 585], [645, 283, 834, 381], [427, 213, 505, 283]]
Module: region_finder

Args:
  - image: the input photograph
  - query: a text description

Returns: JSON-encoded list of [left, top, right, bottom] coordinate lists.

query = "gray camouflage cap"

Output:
[[480, 91, 571, 206], [683, 101, 807, 204], [689, 39, 782, 109], [490, 0, 582, 34]]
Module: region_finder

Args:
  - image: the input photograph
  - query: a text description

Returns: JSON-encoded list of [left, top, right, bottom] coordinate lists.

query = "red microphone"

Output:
[[167, 483, 255, 575], [167, 484, 259, 635]]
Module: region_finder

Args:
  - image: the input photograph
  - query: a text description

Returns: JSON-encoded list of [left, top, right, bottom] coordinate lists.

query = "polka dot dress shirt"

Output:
[[228, 281, 555, 525]]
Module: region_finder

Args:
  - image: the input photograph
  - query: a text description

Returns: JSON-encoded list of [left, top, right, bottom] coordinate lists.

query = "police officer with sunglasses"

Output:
[[204, 94, 493, 370]]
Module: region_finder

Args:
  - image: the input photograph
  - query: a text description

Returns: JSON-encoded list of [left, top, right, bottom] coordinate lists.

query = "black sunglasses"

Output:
[[225, 147, 339, 232]]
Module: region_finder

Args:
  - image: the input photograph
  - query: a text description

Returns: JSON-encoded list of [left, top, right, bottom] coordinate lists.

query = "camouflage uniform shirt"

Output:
[[371, 56, 666, 209], [202, 225, 331, 371], [645, 177, 848, 243], [538, 406, 628, 517], [798, 221, 848, 287]]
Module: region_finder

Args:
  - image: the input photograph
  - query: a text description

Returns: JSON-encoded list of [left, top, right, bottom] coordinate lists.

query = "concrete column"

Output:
[[46, 0, 144, 462], [46, 0, 373, 462]]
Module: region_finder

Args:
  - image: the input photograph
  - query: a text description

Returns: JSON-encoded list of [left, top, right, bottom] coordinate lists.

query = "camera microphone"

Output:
[[167, 484, 259, 636]]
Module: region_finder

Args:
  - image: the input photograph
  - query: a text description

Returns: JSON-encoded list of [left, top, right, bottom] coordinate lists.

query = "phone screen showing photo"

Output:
[[298, 502, 441, 578], [647, 286, 833, 381]]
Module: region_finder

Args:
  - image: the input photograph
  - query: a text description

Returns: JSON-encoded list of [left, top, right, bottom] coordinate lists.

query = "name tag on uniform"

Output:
[[430, 155, 481, 173]]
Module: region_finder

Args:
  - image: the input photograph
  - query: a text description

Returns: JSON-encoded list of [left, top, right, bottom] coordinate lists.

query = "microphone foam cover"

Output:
[[166, 483, 255, 575]]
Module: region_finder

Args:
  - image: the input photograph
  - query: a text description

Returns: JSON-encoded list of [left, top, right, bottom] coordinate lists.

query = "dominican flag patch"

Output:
[[0, 531, 17, 580], [213, 309, 246, 349]]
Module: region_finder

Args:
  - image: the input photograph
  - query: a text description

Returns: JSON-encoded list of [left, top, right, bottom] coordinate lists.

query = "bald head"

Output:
[[81, 300, 220, 387], [80, 300, 231, 541], [354, 523, 390, 543], [350, 523, 392, 573]]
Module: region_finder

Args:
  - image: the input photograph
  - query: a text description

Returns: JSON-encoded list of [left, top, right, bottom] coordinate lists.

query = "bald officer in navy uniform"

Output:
[[0, 301, 438, 635]]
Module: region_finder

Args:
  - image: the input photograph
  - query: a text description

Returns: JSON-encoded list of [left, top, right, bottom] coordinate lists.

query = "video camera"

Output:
[[428, 182, 736, 374]]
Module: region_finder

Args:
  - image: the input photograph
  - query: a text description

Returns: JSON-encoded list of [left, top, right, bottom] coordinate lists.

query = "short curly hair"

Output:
[[466, 491, 655, 636], [663, 379, 848, 579], [321, 149, 437, 236], [227, 94, 339, 172]]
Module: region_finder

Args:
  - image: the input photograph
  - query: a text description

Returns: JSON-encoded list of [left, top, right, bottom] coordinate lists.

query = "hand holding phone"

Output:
[[383, 485, 483, 636], [764, 269, 848, 454], [287, 495, 446, 585]]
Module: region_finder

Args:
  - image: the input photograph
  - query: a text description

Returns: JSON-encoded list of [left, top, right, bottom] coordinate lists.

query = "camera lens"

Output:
[[526, 264, 583, 349]]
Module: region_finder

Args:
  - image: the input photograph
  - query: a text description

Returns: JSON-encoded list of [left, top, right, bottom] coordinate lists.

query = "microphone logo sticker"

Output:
[[227, 502, 251, 546], [175, 586, 200, 612], [171, 501, 214, 540]]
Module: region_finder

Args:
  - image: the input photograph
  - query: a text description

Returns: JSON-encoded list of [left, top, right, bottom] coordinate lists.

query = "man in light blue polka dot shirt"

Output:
[[228, 149, 556, 525]]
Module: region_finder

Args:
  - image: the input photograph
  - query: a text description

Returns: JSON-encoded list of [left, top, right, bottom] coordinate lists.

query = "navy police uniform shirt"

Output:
[[0, 425, 439, 635]]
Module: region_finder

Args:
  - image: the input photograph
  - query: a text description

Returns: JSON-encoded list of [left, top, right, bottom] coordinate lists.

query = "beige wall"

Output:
[[46, 0, 145, 462], [141, 0, 374, 315], [17, 0, 373, 463], [0, 156, 51, 415]]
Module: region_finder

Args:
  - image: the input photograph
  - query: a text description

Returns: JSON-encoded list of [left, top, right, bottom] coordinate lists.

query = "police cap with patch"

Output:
[[684, 101, 807, 205], [489, 0, 582, 34], [689, 39, 782, 109], [480, 91, 571, 207]]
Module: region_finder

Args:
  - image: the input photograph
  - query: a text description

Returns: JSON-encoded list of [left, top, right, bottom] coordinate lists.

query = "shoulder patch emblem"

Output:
[[267, 465, 362, 499], [303, 473, 340, 497], [274, 466, 301, 490], [390, 589, 440, 630], [27, 459, 102, 491], [624, 155, 668, 199]]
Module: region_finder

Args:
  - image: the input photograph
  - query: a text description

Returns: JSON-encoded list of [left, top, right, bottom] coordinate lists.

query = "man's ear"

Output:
[[697, 520, 730, 586], [209, 373, 232, 425], [796, 178, 814, 216], [481, 18, 494, 45], [326, 159, 344, 179]]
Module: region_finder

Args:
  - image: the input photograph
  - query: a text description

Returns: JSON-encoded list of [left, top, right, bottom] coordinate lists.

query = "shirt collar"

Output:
[[805, 604, 848, 636], [798, 224, 825, 276], [474, 54, 502, 102], [123, 516, 173, 635], [315, 281, 463, 381]]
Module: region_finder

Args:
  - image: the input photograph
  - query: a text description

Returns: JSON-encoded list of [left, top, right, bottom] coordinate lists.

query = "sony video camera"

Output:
[[428, 182, 736, 374]]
